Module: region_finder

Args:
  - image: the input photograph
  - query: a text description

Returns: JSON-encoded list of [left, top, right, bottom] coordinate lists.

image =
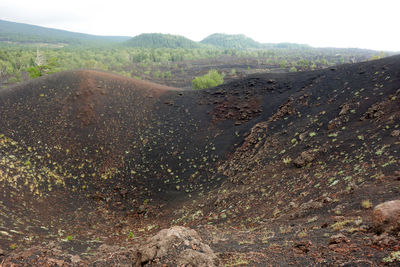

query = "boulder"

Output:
[[293, 150, 316, 167], [136, 226, 218, 266], [372, 200, 400, 233]]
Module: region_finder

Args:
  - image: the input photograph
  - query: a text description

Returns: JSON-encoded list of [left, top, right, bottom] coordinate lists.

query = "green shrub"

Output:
[[27, 67, 42, 79], [192, 69, 224, 90], [27, 65, 54, 79], [361, 200, 372, 209]]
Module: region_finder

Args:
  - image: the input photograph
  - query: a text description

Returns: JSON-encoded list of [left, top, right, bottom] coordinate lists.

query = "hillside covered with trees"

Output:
[[0, 19, 131, 46], [200, 33, 313, 50], [124, 33, 204, 49], [0, 19, 396, 90], [200, 33, 262, 49]]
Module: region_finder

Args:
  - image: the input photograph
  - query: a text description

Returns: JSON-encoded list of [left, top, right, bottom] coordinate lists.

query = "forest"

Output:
[[0, 20, 392, 89], [0, 44, 388, 89]]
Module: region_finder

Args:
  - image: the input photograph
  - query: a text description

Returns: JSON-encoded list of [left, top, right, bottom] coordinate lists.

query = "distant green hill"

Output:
[[201, 33, 262, 49], [124, 33, 203, 49], [262, 42, 311, 49], [201, 33, 313, 50], [0, 19, 131, 46], [0, 20, 349, 52]]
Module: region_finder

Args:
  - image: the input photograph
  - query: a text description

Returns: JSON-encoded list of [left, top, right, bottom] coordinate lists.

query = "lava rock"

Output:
[[329, 233, 349, 244], [137, 205, 147, 214], [339, 103, 350, 116], [372, 200, 400, 233], [136, 226, 218, 266], [391, 130, 400, 137], [371, 233, 397, 247], [293, 150, 317, 167]]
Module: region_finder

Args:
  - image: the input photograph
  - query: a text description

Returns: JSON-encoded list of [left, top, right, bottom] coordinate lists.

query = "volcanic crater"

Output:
[[1, 56, 400, 266]]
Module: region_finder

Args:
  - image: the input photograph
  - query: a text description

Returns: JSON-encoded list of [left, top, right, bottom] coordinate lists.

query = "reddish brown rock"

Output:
[[136, 226, 218, 266], [293, 150, 317, 167], [391, 130, 400, 137], [339, 103, 350, 116], [371, 233, 397, 247], [329, 233, 349, 244], [373, 200, 400, 233]]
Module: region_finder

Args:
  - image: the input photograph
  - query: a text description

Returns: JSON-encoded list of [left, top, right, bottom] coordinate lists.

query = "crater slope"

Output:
[[1, 55, 400, 265]]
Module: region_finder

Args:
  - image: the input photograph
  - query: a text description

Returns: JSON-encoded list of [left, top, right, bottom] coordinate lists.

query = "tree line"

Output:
[[0, 45, 386, 87]]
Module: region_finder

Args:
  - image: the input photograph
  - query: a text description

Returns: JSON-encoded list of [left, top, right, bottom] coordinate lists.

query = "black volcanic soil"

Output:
[[1, 56, 400, 266]]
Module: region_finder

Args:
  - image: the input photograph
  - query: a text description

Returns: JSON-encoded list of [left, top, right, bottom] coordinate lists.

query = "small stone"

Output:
[[299, 132, 307, 141], [329, 233, 349, 244], [120, 189, 128, 197], [328, 118, 342, 130], [323, 197, 333, 203], [138, 205, 147, 214], [70, 255, 81, 263], [293, 241, 312, 253], [339, 103, 350, 116], [391, 130, 400, 137], [371, 233, 396, 247], [293, 150, 316, 167]]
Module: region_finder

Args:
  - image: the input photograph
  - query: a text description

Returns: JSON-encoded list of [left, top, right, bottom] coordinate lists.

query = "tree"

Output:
[[192, 69, 224, 90], [27, 66, 42, 78]]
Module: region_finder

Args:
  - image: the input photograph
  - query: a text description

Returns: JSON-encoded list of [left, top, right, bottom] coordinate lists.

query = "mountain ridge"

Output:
[[1, 19, 392, 52], [124, 33, 205, 49], [0, 19, 131, 45]]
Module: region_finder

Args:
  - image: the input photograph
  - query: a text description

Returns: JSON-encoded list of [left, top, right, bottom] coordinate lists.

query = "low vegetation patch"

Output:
[[192, 69, 224, 89]]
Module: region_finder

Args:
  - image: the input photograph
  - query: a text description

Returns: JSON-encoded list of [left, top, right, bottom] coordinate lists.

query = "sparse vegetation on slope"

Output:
[[1, 18, 400, 265], [1, 55, 400, 265]]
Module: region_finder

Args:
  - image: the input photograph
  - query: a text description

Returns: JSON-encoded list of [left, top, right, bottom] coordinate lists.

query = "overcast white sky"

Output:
[[0, 0, 399, 51]]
